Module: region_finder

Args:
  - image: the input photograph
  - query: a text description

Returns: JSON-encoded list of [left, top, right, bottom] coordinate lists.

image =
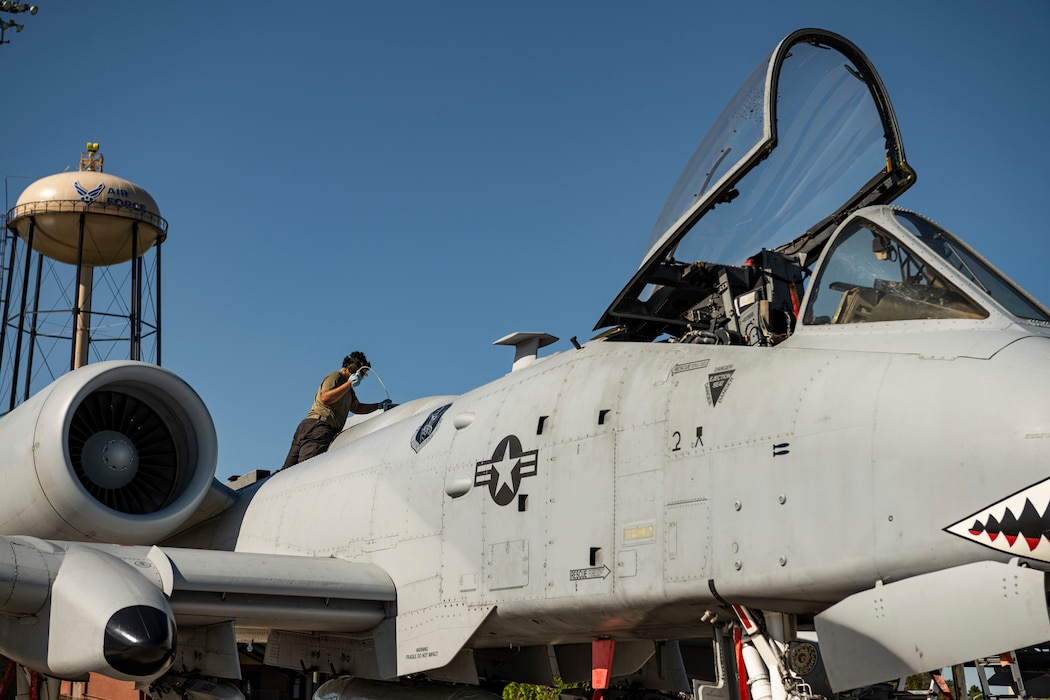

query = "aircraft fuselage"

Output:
[[188, 323, 1050, 650]]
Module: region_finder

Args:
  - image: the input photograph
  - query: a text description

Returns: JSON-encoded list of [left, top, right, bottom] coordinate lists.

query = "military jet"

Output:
[[3, 27, 1050, 700]]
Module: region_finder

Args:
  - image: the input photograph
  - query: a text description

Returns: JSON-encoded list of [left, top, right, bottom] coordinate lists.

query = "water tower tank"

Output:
[[1, 145, 168, 407], [7, 170, 166, 266]]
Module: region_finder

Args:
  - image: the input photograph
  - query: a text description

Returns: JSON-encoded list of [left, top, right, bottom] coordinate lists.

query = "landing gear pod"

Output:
[[0, 539, 176, 682]]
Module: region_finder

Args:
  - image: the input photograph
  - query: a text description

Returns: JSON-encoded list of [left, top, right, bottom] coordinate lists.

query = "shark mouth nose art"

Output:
[[945, 477, 1050, 561]]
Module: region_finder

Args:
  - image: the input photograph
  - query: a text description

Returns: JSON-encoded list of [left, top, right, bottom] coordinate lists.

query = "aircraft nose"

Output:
[[103, 605, 176, 677]]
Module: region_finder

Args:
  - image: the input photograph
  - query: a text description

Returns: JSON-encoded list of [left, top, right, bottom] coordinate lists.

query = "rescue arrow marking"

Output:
[[569, 565, 611, 581]]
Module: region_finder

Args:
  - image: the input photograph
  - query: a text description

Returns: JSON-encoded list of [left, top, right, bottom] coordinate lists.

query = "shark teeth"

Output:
[[945, 477, 1050, 562]]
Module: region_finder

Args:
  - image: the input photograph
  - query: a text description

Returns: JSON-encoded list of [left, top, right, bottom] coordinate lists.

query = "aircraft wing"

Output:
[[0, 535, 396, 681]]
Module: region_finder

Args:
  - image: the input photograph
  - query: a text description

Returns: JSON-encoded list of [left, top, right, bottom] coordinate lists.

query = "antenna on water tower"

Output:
[[1, 143, 168, 411]]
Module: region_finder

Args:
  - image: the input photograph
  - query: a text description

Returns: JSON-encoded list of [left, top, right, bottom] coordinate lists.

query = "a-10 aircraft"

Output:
[[2, 27, 1050, 700]]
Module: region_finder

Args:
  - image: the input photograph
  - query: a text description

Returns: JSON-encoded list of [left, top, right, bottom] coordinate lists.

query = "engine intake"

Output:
[[0, 361, 218, 544]]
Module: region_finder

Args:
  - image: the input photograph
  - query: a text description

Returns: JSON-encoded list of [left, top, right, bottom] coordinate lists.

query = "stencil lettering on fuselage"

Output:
[[706, 367, 735, 407]]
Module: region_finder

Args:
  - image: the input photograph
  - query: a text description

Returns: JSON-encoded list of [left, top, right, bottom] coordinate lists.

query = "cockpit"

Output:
[[594, 29, 1050, 344], [807, 209, 1050, 327]]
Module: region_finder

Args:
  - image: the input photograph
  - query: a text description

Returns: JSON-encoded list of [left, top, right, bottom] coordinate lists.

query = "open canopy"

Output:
[[596, 29, 915, 333]]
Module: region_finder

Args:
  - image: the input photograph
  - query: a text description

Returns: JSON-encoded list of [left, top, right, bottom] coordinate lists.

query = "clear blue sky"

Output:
[[2, 1, 1048, 479]]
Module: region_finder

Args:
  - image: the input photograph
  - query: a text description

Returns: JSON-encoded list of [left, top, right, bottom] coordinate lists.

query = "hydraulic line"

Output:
[[358, 366, 391, 403]]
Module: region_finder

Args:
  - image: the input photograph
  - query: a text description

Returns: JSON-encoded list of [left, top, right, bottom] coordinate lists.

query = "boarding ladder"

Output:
[[973, 652, 1027, 700]]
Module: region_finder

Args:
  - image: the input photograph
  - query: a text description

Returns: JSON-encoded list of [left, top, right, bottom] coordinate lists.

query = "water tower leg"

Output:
[[9, 219, 35, 411], [73, 265, 93, 370], [131, 222, 139, 361], [156, 240, 162, 365], [23, 253, 44, 402], [0, 229, 19, 374]]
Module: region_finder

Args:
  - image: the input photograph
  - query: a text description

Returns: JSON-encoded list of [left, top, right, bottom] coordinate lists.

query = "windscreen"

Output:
[[805, 220, 988, 325], [894, 211, 1050, 322]]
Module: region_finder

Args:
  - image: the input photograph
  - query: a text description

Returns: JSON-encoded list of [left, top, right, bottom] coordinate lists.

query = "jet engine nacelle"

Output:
[[0, 361, 218, 544]]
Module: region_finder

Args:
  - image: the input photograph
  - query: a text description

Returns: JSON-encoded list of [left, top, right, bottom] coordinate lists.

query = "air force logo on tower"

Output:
[[74, 181, 105, 204], [475, 435, 538, 506]]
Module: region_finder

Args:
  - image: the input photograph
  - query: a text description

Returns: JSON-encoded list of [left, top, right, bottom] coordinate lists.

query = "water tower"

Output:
[[1, 143, 167, 410]]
